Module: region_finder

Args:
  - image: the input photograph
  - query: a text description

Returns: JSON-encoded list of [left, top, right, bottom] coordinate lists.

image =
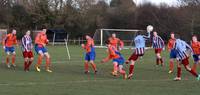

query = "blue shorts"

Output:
[[113, 57, 125, 66], [170, 49, 177, 59], [193, 55, 200, 63], [35, 45, 48, 54], [85, 52, 96, 61], [5, 47, 15, 53]]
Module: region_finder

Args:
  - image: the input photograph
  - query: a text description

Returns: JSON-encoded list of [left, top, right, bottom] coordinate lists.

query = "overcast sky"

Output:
[[135, 0, 178, 5], [107, 0, 178, 6]]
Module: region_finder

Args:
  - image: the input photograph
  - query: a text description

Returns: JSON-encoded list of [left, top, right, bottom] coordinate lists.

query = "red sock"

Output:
[[24, 61, 28, 71], [129, 65, 134, 74], [91, 63, 97, 71], [84, 62, 89, 71], [189, 69, 198, 77], [160, 58, 163, 63], [156, 58, 159, 65], [169, 61, 174, 71], [27, 61, 33, 70], [6, 57, 9, 64], [12, 55, 16, 65], [177, 67, 181, 77]]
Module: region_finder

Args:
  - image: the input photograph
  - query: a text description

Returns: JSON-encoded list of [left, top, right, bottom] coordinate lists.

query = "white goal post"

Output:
[[93, 28, 146, 48]]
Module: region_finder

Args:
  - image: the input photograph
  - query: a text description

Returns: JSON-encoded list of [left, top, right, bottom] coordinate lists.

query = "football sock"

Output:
[[129, 65, 134, 74], [12, 55, 16, 65]]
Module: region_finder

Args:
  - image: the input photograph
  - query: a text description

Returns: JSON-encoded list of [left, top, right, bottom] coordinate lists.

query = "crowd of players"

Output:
[[1, 26, 200, 81], [81, 28, 200, 81]]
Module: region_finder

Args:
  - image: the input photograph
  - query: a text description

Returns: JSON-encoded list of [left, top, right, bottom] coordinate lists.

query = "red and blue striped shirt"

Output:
[[152, 36, 165, 49], [21, 35, 33, 51]]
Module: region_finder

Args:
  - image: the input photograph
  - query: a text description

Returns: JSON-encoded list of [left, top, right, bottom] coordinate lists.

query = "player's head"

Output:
[[153, 31, 157, 36], [42, 28, 47, 34], [192, 35, 198, 42], [12, 29, 17, 35], [85, 35, 91, 40], [170, 32, 175, 39], [111, 33, 116, 38], [26, 30, 31, 36]]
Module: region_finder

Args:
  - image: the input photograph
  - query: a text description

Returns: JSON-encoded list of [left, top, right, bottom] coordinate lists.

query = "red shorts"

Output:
[[128, 53, 144, 61], [182, 58, 189, 66], [155, 48, 162, 54], [23, 51, 33, 58]]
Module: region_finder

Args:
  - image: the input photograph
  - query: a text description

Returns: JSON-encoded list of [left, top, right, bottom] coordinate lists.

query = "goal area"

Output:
[[93, 29, 145, 48]]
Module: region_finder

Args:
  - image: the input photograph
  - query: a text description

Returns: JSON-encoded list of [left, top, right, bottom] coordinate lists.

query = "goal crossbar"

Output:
[[94, 28, 145, 47]]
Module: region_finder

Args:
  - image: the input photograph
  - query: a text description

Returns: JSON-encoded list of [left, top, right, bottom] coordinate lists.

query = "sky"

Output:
[[135, 0, 178, 5], [106, 0, 178, 6]]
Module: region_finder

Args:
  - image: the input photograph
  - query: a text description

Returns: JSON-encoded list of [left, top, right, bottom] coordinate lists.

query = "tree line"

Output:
[[0, 0, 200, 41]]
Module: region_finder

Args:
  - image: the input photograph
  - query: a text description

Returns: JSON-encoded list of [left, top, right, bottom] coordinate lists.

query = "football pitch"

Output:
[[0, 45, 200, 95]]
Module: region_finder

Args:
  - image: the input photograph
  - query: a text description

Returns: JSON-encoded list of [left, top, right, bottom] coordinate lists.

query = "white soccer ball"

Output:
[[147, 25, 154, 32]]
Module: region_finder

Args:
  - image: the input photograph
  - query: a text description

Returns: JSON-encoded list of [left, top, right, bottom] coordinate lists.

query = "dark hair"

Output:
[[105, 40, 110, 44], [192, 35, 197, 38], [171, 32, 175, 34]]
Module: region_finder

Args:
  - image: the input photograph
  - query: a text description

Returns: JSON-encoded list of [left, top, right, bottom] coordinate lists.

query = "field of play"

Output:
[[0, 45, 199, 95]]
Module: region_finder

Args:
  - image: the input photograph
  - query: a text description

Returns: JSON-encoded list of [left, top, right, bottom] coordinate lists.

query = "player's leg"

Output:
[[44, 52, 52, 72], [89, 60, 97, 73], [174, 61, 181, 81], [6, 52, 11, 68], [89, 52, 97, 73], [26, 52, 34, 71], [156, 49, 164, 66], [11, 47, 16, 67], [35, 51, 44, 72], [126, 53, 139, 79], [112, 62, 118, 76], [182, 58, 198, 78], [192, 55, 199, 72], [5, 47, 11, 68], [118, 65, 127, 79], [168, 50, 177, 73]]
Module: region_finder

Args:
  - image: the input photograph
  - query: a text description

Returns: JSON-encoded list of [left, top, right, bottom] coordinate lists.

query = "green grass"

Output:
[[0, 45, 200, 95]]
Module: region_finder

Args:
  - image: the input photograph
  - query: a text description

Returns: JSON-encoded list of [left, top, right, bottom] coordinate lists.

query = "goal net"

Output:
[[0, 29, 7, 45], [93, 29, 146, 48]]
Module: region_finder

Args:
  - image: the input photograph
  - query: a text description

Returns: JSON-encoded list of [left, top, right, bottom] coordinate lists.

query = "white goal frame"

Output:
[[94, 28, 145, 48]]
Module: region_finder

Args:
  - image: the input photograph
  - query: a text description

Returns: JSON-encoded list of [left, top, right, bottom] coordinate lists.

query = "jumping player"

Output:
[[167, 32, 177, 74], [173, 39, 200, 81], [3, 29, 18, 68], [35, 28, 52, 72], [108, 33, 124, 75], [101, 40, 127, 79], [81, 35, 97, 74], [21, 30, 34, 72], [152, 31, 165, 66], [191, 35, 200, 72], [108, 33, 124, 51], [126, 31, 151, 79]]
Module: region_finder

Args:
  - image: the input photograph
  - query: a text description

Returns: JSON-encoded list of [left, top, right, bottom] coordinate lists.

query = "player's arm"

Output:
[[101, 47, 115, 63], [167, 40, 171, 51], [143, 31, 151, 40], [185, 41, 194, 55], [2, 35, 8, 49], [159, 36, 165, 49], [21, 37, 28, 51]]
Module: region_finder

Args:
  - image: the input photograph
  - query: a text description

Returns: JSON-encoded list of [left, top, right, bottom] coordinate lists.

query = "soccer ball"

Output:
[[147, 25, 154, 32]]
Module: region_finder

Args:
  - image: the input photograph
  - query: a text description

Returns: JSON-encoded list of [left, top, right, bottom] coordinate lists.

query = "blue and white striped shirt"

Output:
[[174, 39, 193, 60], [152, 36, 165, 49]]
